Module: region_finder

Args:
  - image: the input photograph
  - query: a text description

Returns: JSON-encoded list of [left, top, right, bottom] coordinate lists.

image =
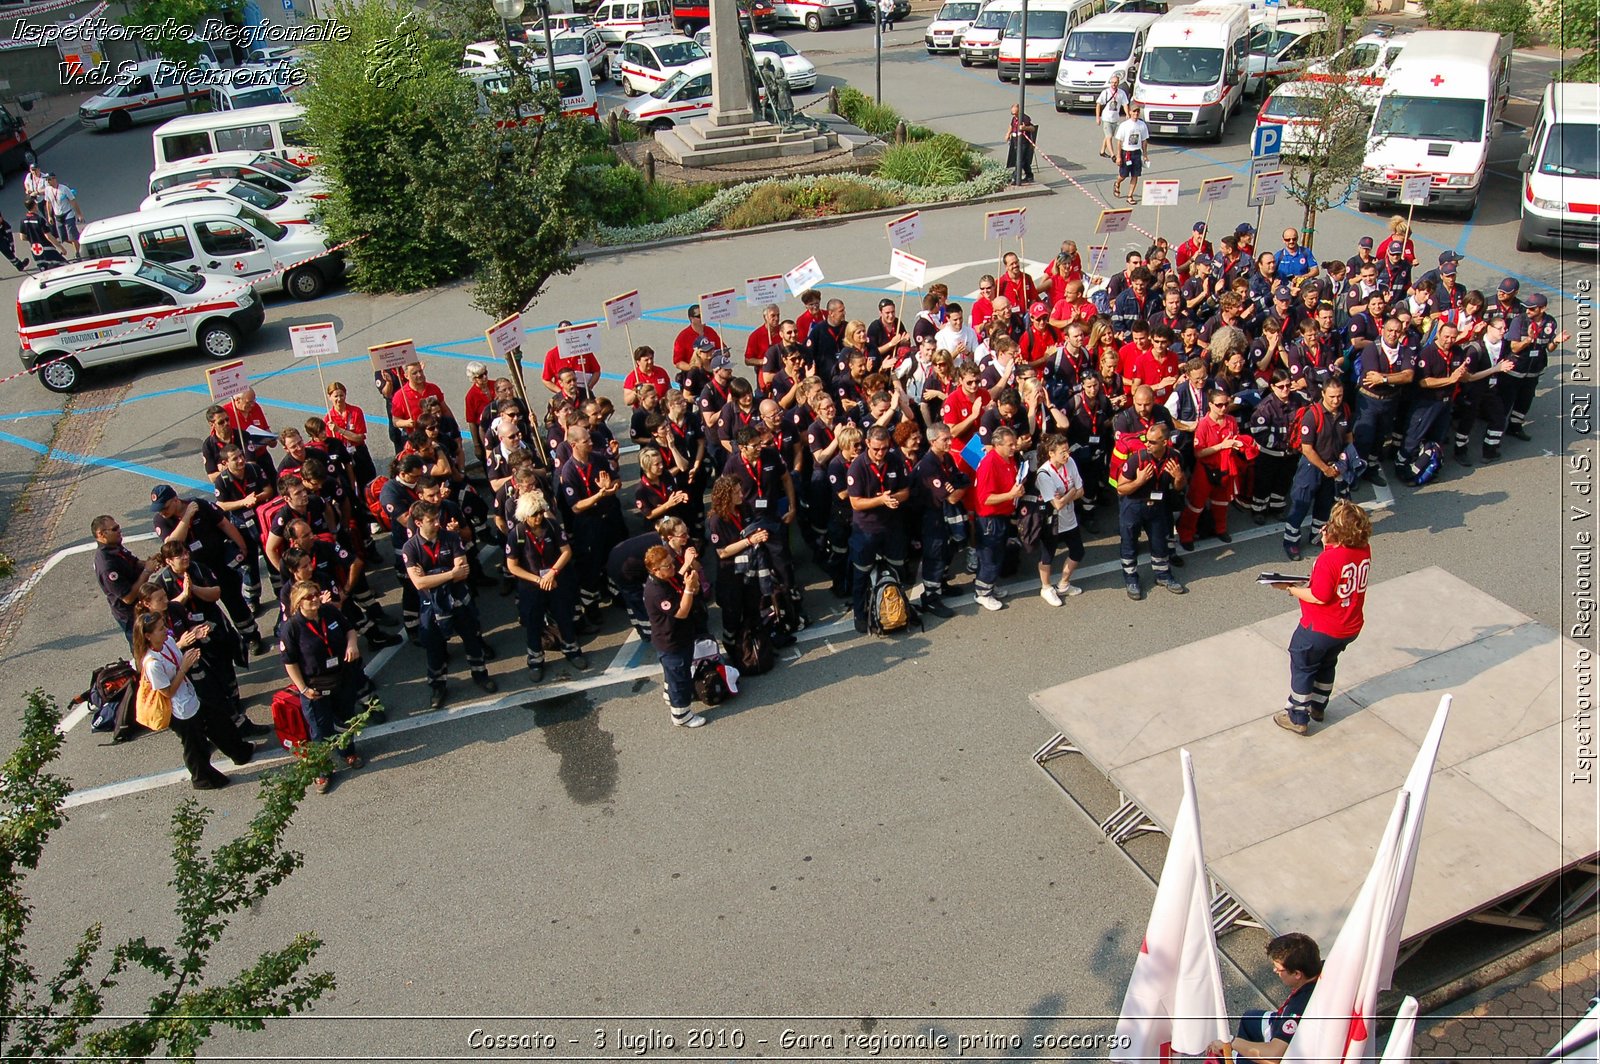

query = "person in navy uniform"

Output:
[[1207, 933, 1322, 1064], [644, 545, 708, 728], [1504, 292, 1569, 441], [909, 423, 968, 619], [279, 580, 366, 794], [846, 425, 911, 633], [1116, 421, 1187, 600], [93, 514, 162, 645], [1248, 372, 1299, 524], [1397, 322, 1470, 483], [378, 455, 425, 640], [1282, 379, 1352, 561], [504, 490, 587, 682], [402, 501, 498, 709], [1351, 316, 1415, 487], [1452, 312, 1518, 464], [150, 483, 258, 653], [558, 425, 627, 622]]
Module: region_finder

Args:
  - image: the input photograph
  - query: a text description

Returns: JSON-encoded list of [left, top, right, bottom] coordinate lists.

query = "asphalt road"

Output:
[[0, 18, 1592, 1056]]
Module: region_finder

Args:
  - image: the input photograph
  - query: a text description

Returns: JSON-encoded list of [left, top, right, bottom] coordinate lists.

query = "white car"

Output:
[[610, 34, 706, 96], [620, 58, 714, 128], [1254, 78, 1366, 158], [691, 29, 817, 90], [463, 39, 532, 67], [141, 178, 321, 226], [148, 150, 330, 200], [1244, 12, 1329, 97], [534, 27, 610, 78], [925, 0, 982, 53], [1302, 29, 1408, 107]]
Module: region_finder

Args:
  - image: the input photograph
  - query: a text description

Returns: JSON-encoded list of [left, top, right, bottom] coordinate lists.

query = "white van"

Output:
[[152, 103, 315, 170], [148, 151, 330, 199], [1053, 9, 1159, 110], [960, 0, 1018, 66], [141, 178, 320, 226], [770, 0, 855, 30], [593, 0, 674, 44], [79, 203, 343, 301], [611, 34, 707, 96], [78, 59, 212, 133], [1130, 3, 1250, 141], [1357, 30, 1511, 215], [16, 258, 263, 394], [997, 0, 1104, 82], [462, 60, 601, 124], [925, 0, 983, 53], [207, 80, 293, 113], [1517, 82, 1600, 252]]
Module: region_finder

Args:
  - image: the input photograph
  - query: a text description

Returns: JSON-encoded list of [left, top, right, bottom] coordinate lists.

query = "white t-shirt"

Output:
[[1115, 119, 1149, 154], [44, 184, 77, 221], [935, 324, 980, 357], [143, 636, 199, 721], [1034, 457, 1083, 532], [1097, 86, 1128, 124]]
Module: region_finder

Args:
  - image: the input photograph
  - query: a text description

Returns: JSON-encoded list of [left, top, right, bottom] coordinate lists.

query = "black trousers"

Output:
[[170, 699, 251, 784]]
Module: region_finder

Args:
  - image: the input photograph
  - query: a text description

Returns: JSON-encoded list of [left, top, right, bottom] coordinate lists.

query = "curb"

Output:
[[30, 114, 79, 157], [1414, 912, 1600, 1017], [577, 180, 1056, 259]]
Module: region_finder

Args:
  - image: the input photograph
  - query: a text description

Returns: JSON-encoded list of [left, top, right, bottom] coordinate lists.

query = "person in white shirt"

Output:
[[42, 173, 82, 256], [935, 303, 980, 358], [1095, 74, 1129, 160], [133, 610, 254, 790], [1113, 104, 1150, 204], [1033, 433, 1086, 605]]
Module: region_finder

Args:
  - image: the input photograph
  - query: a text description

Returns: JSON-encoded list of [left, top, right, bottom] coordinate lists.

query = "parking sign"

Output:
[[1252, 124, 1282, 159]]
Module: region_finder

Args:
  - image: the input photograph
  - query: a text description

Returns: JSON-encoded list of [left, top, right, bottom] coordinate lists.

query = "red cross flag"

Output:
[[1112, 749, 1229, 1062]]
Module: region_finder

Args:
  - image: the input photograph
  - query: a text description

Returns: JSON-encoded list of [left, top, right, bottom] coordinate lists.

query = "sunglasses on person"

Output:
[[1210, 401, 1228, 409]]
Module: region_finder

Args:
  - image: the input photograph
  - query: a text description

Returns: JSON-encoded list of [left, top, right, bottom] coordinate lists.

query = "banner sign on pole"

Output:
[[1087, 244, 1110, 277], [784, 256, 824, 297], [555, 321, 602, 360], [699, 288, 738, 324], [1399, 173, 1432, 206], [1141, 179, 1181, 207], [1199, 176, 1234, 203], [1095, 208, 1134, 235], [745, 275, 787, 306], [603, 290, 643, 329], [889, 247, 927, 288], [984, 207, 1028, 240], [1247, 156, 1282, 207], [885, 210, 923, 248], [288, 322, 337, 360], [367, 339, 420, 373], [484, 312, 522, 360], [1253, 169, 1286, 202], [205, 360, 249, 402]]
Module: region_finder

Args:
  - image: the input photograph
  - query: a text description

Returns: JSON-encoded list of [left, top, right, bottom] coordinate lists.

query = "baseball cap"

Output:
[[1358, 236, 1374, 249], [1235, 223, 1255, 236], [709, 352, 733, 370], [1273, 284, 1291, 300], [1192, 221, 1206, 233], [1438, 250, 1461, 264], [1527, 293, 1549, 308], [1028, 301, 1048, 317], [878, 298, 895, 311], [693, 336, 718, 353], [1499, 277, 1520, 293], [1440, 261, 1457, 276], [1385, 242, 1404, 255], [150, 484, 178, 512]]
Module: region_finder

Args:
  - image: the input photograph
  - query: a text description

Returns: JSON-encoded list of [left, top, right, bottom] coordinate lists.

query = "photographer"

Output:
[[644, 545, 709, 729]]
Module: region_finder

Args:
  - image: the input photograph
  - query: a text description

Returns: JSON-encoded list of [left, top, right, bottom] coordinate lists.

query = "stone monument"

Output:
[[652, 0, 839, 167]]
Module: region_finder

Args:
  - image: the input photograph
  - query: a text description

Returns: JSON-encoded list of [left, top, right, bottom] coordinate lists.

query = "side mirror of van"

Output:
[[1517, 152, 1532, 173], [250, 238, 264, 250]]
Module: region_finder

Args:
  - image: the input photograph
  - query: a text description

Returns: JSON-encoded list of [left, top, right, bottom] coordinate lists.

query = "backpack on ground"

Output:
[[867, 563, 919, 635], [270, 686, 309, 753], [79, 660, 146, 742], [692, 657, 731, 706], [734, 625, 775, 676], [1407, 442, 1442, 486]]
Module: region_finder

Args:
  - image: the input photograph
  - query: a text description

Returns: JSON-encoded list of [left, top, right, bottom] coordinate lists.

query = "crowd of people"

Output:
[[90, 210, 1570, 778]]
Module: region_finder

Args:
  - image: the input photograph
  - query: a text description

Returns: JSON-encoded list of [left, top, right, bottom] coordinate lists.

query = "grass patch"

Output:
[[722, 176, 904, 229], [874, 133, 975, 187], [572, 164, 718, 227]]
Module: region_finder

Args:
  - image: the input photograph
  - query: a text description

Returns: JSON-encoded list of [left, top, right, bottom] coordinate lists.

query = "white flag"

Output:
[[1113, 749, 1230, 1061], [1379, 997, 1418, 1064], [1285, 694, 1449, 1064], [1548, 996, 1600, 1062]]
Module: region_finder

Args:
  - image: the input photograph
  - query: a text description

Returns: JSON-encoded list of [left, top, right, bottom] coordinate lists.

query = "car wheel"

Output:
[[624, 78, 640, 97], [37, 355, 81, 394], [197, 320, 241, 360], [108, 111, 132, 133], [286, 266, 326, 301], [805, 12, 821, 30], [960, 55, 972, 66], [651, 118, 673, 133], [1515, 221, 1534, 253]]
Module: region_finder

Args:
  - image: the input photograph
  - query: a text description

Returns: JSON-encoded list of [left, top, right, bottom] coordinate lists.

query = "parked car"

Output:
[[141, 178, 321, 226], [1518, 80, 1600, 251], [771, 0, 856, 31], [925, 0, 982, 53], [610, 34, 707, 96], [1254, 78, 1366, 158], [0, 106, 33, 179], [691, 29, 818, 90], [1244, 10, 1328, 98], [531, 27, 610, 78], [78, 58, 212, 133], [1302, 27, 1408, 107]]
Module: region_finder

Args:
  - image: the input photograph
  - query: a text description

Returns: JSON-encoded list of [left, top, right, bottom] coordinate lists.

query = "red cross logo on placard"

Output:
[[1430, 74, 1444, 86], [87, 258, 120, 270]]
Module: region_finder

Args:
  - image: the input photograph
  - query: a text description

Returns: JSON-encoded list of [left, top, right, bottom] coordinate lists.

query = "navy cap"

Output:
[[693, 336, 718, 352], [1385, 242, 1404, 255], [150, 484, 177, 512], [1192, 221, 1206, 232], [1527, 293, 1548, 307], [1273, 284, 1291, 300], [1358, 236, 1374, 248], [1235, 223, 1255, 236], [1440, 261, 1457, 276], [709, 352, 733, 370], [1499, 277, 1520, 293], [1438, 250, 1461, 264]]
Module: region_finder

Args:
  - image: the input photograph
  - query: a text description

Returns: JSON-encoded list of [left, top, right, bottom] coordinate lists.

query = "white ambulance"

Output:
[[1517, 81, 1600, 252], [1130, 2, 1250, 141]]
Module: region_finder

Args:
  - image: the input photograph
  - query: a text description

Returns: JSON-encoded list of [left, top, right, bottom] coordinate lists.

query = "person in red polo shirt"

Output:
[[672, 305, 724, 369], [1174, 221, 1212, 277], [1270, 500, 1371, 736], [997, 252, 1039, 312], [539, 320, 602, 396], [391, 362, 450, 439], [972, 426, 1024, 612], [745, 304, 782, 370], [623, 346, 673, 408]]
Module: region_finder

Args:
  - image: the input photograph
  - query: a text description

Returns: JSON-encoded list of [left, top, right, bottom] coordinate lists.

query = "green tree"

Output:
[[299, 0, 475, 292], [1275, 48, 1380, 248], [0, 689, 350, 1059], [120, 0, 241, 66], [1542, 0, 1598, 82]]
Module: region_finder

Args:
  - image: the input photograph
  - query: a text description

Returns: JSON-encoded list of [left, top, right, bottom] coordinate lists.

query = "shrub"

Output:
[[1422, 0, 1534, 42], [837, 86, 902, 138], [875, 133, 974, 187], [572, 165, 720, 227], [722, 183, 806, 228]]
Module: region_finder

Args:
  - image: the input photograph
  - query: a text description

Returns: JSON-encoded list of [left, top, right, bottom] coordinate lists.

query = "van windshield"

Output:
[[1540, 122, 1600, 180], [936, 1, 979, 19], [1372, 95, 1484, 142], [1004, 10, 1069, 38], [231, 86, 287, 108], [248, 154, 312, 182], [972, 9, 1010, 30], [1139, 46, 1223, 86], [135, 260, 205, 293], [235, 205, 289, 241], [1064, 30, 1133, 61]]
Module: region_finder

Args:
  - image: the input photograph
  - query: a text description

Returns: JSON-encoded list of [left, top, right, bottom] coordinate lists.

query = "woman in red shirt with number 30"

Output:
[[1272, 500, 1371, 736]]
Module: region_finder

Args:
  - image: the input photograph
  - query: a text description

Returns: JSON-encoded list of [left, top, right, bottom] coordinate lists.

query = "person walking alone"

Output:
[[1006, 104, 1037, 185], [1094, 73, 1129, 160]]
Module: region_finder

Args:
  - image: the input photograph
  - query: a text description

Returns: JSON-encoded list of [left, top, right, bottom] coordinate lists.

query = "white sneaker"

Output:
[[1040, 586, 1063, 607], [975, 593, 1004, 612], [1057, 582, 1084, 597], [672, 711, 707, 728]]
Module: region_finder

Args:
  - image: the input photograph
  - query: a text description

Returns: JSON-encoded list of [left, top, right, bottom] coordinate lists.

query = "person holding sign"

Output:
[[1112, 104, 1149, 205], [1006, 104, 1037, 185], [746, 304, 783, 370]]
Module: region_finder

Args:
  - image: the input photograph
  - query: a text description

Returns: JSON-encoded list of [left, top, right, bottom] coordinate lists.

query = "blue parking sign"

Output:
[[1252, 124, 1282, 159], [282, 0, 294, 9]]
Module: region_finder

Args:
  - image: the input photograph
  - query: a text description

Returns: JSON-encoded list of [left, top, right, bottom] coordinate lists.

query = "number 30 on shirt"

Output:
[[1336, 559, 1370, 602]]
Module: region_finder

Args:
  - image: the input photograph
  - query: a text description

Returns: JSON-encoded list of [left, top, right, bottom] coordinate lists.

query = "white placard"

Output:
[[288, 322, 337, 360], [1087, 244, 1110, 277], [745, 275, 787, 306], [1141, 179, 1181, 207], [889, 247, 927, 288], [205, 360, 249, 402], [1095, 208, 1133, 234], [367, 339, 420, 373], [984, 207, 1027, 240], [784, 256, 824, 297], [1399, 173, 1432, 207], [556, 321, 601, 359], [885, 210, 922, 248], [699, 288, 738, 325], [484, 313, 522, 359], [1247, 156, 1282, 207], [603, 290, 643, 329], [1199, 176, 1234, 204], [1254, 170, 1286, 201]]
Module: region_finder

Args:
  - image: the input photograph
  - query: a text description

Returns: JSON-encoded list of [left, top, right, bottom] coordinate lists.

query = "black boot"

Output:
[[1509, 425, 1532, 441], [1454, 446, 1473, 466]]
